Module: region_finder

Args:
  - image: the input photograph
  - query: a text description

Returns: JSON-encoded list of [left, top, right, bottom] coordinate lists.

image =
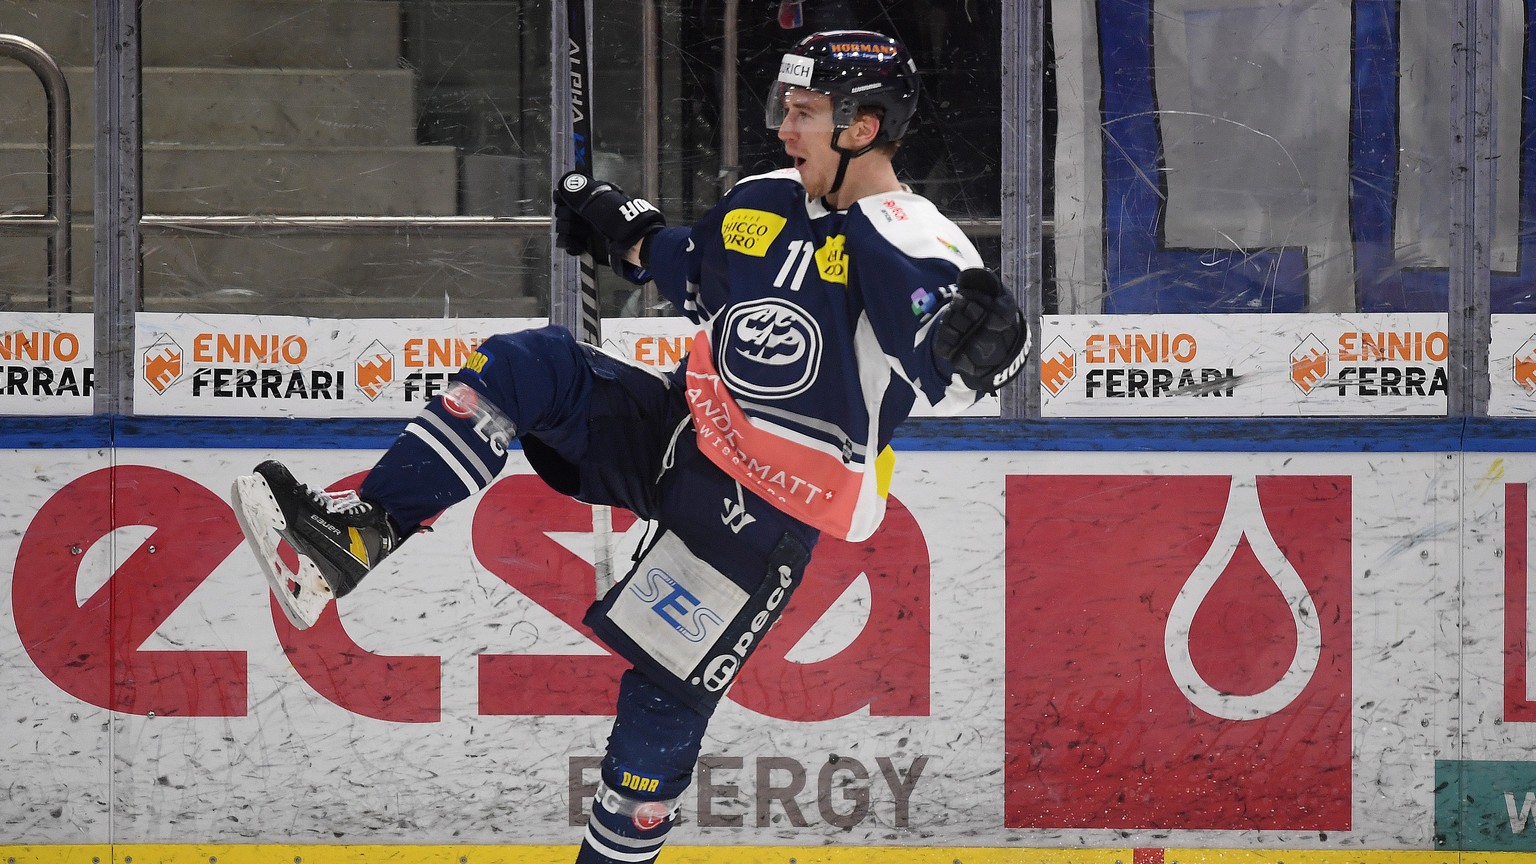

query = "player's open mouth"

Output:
[[793, 156, 806, 168]]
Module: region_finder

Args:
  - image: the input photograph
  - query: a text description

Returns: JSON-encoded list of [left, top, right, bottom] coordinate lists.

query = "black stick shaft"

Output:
[[565, 0, 613, 591], [567, 0, 600, 344]]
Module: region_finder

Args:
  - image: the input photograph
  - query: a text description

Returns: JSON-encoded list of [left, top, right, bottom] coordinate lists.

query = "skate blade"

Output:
[[231, 473, 333, 630]]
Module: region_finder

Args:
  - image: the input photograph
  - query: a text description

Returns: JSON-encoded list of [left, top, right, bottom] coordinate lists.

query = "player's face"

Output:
[[776, 87, 841, 198]]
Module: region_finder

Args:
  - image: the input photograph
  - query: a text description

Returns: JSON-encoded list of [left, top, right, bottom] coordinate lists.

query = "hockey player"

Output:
[[231, 30, 1028, 863]]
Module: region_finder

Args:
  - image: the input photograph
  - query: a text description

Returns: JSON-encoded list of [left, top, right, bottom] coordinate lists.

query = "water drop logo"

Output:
[[1163, 476, 1322, 720], [1004, 472, 1351, 831]]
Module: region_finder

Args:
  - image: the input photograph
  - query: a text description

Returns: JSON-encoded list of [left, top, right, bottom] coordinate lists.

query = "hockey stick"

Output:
[[566, 0, 601, 343], [1163, 362, 1364, 398], [561, 0, 615, 591]]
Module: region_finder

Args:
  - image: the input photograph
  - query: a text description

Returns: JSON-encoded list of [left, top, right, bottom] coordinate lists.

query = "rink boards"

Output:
[[2, 426, 1536, 860], [3, 846, 1536, 864]]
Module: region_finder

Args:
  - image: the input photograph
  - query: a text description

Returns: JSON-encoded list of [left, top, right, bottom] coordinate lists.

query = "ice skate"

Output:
[[231, 460, 399, 629]]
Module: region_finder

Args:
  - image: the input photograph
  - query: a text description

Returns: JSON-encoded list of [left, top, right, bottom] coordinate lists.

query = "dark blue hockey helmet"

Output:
[[766, 29, 921, 146]]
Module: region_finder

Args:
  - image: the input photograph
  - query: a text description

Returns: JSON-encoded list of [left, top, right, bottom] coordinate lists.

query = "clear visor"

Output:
[[765, 82, 848, 134]]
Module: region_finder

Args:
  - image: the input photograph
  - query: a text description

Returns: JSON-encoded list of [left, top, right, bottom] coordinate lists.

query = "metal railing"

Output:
[[0, 34, 72, 311], [137, 215, 550, 238], [135, 215, 1019, 238]]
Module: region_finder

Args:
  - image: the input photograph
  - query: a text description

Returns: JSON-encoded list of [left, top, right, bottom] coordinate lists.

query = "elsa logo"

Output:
[[630, 567, 725, 643], [719, 299, 822, 399], [910, 283, 958, 321]]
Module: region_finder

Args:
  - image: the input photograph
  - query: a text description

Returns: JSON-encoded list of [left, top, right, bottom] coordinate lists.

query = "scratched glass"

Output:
[[132, 0, 552, 317], [1040, 0, 1536, 418], [593, 1, 1003, 316], [124, 0, 1002, 319], [1051, 0, 1469, 315], [0, 0, 90, 311]]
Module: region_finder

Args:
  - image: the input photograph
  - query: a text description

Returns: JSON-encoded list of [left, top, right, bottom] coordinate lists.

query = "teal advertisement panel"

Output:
[[1436, 760, 1536, 851]]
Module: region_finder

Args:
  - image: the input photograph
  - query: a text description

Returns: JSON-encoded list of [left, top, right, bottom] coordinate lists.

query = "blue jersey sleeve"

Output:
[[847, 195, 986, 411], [645, 173, 800, 323], [855, 248, 965, 406], [645, 225, 704, 323]]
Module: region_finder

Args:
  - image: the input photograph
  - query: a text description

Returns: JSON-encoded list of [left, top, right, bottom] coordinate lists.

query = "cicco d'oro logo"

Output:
[[717, 298, 822, 399], [355, 340, 394, 402], [720, 208, 786, 258], [142, 334, 184, 394]]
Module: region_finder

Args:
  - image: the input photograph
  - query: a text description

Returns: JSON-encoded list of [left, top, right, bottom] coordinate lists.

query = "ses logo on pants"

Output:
[[603, 532, 749, 682], [631, 567, 725, 643], [1004, 474, 1351, 830]]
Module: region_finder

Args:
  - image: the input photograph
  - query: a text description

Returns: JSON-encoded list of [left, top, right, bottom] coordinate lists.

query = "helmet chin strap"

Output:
[[824, 130, 882, 202]]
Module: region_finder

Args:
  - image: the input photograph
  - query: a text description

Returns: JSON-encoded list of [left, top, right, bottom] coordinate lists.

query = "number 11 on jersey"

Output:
[[774, 240, 816, 291]]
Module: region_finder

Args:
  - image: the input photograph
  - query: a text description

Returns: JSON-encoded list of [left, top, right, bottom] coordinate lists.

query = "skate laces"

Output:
[[306, 486, 373, 519]]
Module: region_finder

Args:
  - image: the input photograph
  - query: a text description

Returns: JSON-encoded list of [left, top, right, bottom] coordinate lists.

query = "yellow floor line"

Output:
[[1, 845, 1530, 864]]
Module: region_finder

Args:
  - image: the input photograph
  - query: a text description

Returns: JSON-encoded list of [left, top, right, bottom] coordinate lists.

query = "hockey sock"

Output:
[[360, 327, 595, 533], [575, 791, 676, 864], [359, 383, 516, 532], [572, 670, 711, 863]]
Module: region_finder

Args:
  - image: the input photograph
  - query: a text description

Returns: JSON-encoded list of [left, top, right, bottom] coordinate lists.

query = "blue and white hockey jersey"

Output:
[[645, 168, 985, 542]]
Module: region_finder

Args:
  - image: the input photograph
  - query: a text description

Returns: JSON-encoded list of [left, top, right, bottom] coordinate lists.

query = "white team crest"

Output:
[[717, 298, 823, 399]]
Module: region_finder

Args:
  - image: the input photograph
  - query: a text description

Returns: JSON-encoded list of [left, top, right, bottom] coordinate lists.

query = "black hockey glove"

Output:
[[933, 268, 1031, 394], [553, 171, 666, 278]]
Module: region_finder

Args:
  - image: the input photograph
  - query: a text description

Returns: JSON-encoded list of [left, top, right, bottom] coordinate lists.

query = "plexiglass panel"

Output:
[[0, 0, 89, 311], [1040, 0, 1524, 418], [1051, 0, 1466, 315], [587, 1, 1004, 318], [137, 0, 552, 317], [131, 1, 1003, 321]]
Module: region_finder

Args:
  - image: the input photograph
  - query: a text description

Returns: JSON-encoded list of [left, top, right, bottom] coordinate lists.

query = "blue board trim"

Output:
[[7, 414, 1534, 453]]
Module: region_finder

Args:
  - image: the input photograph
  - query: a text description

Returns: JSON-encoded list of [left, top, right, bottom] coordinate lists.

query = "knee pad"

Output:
[[465, 327, 582, 391], [602, 670, 711, 800], [457, 326, 588, 433]]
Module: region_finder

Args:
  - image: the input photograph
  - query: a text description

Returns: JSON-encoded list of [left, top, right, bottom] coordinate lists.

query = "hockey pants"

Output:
[[356, 325, 819, 863]]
